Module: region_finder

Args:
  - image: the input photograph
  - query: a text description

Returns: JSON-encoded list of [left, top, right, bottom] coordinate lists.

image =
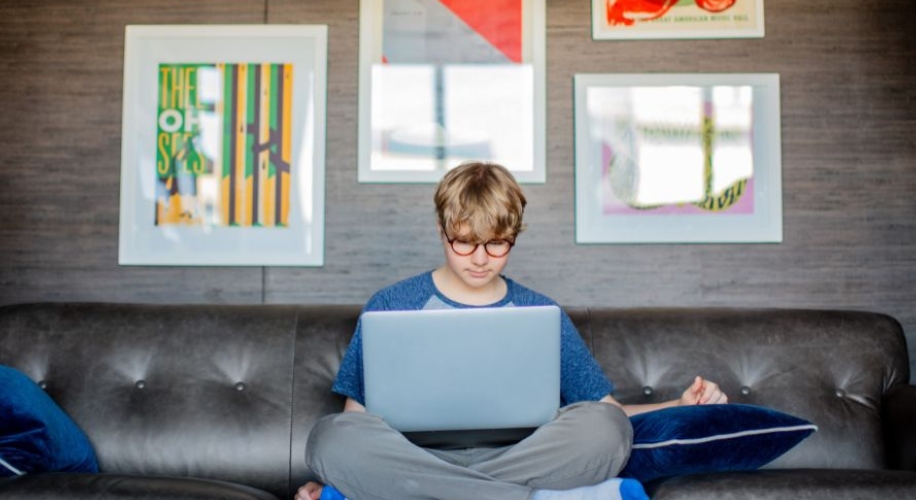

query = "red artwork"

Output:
[[440, 0, 523, 63], [695, 0, 738, 12], [606, 0, 738, 26]]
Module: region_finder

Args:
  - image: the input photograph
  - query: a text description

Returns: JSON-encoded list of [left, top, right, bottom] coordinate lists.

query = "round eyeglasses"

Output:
[[444, 234, 515, 258]]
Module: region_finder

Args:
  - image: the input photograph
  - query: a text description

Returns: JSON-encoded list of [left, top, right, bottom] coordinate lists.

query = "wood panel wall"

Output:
[[1, 0, 914, 380]]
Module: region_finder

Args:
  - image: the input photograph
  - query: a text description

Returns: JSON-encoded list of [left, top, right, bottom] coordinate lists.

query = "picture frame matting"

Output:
[[118, 24, 328, 266]]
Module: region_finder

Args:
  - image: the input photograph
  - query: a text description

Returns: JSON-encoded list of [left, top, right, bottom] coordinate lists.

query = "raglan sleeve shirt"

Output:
[[331, 272, 615, 407]]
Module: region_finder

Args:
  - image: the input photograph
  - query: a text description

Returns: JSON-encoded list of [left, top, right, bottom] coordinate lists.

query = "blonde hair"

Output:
[[434, 161, 527, 242]]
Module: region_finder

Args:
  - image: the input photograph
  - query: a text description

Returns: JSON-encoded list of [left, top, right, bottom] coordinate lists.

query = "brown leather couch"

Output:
[[1, 302, 914, 499]]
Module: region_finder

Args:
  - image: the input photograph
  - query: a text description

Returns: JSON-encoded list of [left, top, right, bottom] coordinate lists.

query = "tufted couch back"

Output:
[[567, 308, 910, 471], [0, 303, 308, 497], [0, 303, 909, 499]]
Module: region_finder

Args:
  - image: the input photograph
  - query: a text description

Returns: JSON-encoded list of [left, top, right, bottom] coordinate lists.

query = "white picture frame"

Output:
[[574, 73, 782, 244], [119, 25, 327, 266], [592, 0, 765, 40], [357, 0, 546, 183]]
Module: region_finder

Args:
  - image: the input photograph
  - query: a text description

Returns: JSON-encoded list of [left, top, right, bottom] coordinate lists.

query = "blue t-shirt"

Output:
[[332, 271, 614, 406]]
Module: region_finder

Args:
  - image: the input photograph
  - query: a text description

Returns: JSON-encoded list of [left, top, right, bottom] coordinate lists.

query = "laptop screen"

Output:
[[361, 305, 561, 447]]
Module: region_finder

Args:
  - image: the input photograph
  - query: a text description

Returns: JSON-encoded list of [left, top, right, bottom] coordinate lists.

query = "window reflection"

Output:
[[589, 85, 754, 215], [371, 63, 533, 173]]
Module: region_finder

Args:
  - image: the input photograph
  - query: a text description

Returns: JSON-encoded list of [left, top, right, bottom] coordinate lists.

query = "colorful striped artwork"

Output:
[[155, 62, 293, 228]]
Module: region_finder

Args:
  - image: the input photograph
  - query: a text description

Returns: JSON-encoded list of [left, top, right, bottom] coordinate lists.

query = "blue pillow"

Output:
[[620, 404, 817, 483], [0, 365, 99, 476]]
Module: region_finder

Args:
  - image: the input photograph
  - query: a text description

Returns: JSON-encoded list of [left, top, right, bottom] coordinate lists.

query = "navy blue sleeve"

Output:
[[330, 272, 436, 405], [505, 278, 615, 405], [331, 318, 366, 404], [557, 310, 614, 405]]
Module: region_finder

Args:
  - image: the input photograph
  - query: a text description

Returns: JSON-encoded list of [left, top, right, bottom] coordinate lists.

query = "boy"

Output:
[[299, 162, 727, 500]]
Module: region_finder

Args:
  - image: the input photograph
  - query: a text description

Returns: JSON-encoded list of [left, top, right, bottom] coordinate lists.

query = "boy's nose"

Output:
[[470, 244, 489, 264]]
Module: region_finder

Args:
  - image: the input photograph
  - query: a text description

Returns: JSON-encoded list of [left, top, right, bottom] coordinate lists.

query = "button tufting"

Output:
[[835, 389, 846, 398], [642, 386, 653, 396], [235, 382, 246, 391], [135, 380, 146, 389], [740, 386, 751, 395], [38, 380, 48, 390]]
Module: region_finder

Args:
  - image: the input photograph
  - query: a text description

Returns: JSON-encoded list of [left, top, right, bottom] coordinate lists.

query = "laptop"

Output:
[[361, 305, 561, 448]]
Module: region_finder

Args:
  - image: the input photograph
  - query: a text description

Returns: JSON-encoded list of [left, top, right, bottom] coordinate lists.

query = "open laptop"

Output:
[[361, 305, 561, 448]]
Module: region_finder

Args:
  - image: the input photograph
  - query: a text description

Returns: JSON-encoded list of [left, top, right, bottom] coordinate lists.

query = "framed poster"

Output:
[[574, 73, 782, 244], [592, 0, 765, 40], [358, 0, 546, 183], [119, 25, 327, 266]]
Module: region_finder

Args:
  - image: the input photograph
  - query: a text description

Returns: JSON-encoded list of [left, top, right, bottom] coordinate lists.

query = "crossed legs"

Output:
[[305, 402, 633, 500]]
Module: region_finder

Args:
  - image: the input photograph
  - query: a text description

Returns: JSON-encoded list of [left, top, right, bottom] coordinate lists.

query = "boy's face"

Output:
[[439, 224, 512, 292]]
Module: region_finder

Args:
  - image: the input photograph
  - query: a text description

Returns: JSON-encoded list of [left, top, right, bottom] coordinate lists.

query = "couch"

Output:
[[0, 302, 914, 499]]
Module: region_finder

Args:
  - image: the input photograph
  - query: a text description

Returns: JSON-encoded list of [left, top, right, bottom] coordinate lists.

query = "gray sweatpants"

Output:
[[305, 401, 633, 500]]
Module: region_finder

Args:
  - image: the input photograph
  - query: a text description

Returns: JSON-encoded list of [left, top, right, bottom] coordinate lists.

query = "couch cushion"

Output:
[[646, 469, 916, 500], [0, 473, 282, 500], [621, 404, 816, 482], [0, 365, 98, 476]]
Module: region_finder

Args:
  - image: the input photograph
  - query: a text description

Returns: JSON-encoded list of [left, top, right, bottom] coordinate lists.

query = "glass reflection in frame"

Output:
[[371, 63, 533, 173], [360, 0, 542, 181], [587, 85, 754, 216]]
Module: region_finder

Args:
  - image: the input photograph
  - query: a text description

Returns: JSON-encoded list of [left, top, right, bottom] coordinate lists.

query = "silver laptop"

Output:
[[361, 305, 561, 448]]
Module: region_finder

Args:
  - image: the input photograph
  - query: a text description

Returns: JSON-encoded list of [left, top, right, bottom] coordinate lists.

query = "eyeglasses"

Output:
[[444, 233, 515, 258]]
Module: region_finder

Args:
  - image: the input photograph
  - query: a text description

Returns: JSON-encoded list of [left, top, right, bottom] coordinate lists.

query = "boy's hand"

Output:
[[680, 376, 728, 405], [295, 481, 323, 500]]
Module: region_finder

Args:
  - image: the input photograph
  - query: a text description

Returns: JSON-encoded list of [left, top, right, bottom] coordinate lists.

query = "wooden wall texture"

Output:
[[1, 0, 914, 379]]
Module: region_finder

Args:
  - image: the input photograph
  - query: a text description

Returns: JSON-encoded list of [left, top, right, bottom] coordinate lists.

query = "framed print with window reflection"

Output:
[[573, 73, 782, 244], [357, 0, 546, 183], [118, 25, 327, 266]]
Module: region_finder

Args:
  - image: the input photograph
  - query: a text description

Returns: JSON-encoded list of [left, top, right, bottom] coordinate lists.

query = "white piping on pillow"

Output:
[[0, 455, 25, 476], [632, 424, 819, 450]]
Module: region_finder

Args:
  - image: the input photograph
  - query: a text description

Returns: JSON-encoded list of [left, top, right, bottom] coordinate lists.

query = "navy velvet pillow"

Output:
[[0, 365, 99, 476], [620, 404, 817, 483]]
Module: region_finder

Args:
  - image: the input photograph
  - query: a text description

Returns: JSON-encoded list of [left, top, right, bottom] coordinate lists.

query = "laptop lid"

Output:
[[361, 305, 561, 447]]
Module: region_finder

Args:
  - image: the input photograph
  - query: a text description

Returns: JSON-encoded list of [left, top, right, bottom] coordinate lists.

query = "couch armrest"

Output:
[[883, 383, 916, 470]]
